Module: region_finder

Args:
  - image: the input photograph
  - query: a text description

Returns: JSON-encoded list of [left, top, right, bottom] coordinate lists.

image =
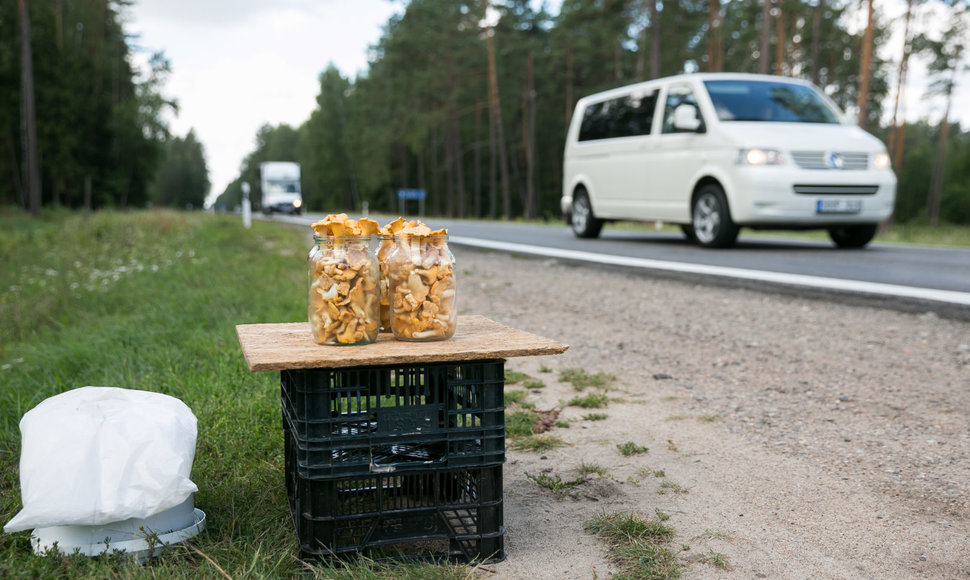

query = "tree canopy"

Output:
[[0, 0, 193, 211], [4, 0, 968, 225], [215, 0, 970, 226]]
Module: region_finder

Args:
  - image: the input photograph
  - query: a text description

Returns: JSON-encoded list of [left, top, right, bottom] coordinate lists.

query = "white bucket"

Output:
[[30, 496, 206, 562]]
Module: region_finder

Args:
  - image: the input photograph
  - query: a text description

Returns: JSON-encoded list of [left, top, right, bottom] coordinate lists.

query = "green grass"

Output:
[[559, 368, 616, 390], [0, 209, 474, 579], [524, 472, 587, 499], [608, 216, 970, 248], [506, 409, 541, 438], [567, 392, 610, 409], [509, 435, 569, 453], [584, 512, 683, 579], [504, 389, 529, 405], [577, 462, 609, 478], [658, 481, 690, 495], [697, 550, 732, 570], [877, 221, 970, 247], [504, 370, 529, 384], [617, 442, 650, 456]]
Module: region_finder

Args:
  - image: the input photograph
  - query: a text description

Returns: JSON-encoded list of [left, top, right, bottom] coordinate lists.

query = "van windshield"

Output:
[[704, 80, 841, 124], [265, 181, 301, 194]]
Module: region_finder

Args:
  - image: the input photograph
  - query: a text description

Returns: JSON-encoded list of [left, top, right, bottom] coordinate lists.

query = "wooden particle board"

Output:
[[236, 315, 568, 371]]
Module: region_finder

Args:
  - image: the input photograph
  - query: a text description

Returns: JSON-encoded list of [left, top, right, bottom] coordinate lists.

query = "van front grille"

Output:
[[793, 184, 880, 196], [791, 151, 870, 170]]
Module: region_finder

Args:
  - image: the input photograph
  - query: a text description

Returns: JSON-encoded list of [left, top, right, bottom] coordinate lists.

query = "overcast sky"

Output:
[[125, 0, 967, 206], [127, 0, 401, 205]]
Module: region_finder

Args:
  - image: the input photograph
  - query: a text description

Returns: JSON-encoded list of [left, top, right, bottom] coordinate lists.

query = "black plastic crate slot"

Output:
[[294, 468, 501, 517], [285, 417, 505, 477], [289, 465, 504, 563], [282, 361, 506, 476]]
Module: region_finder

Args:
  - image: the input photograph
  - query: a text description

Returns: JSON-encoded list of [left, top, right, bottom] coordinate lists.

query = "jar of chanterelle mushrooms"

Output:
[[386, 232, 457, 341]]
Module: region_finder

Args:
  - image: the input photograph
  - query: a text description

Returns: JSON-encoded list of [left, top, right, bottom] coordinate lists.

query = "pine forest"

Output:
[[2, 0, 969, 226]]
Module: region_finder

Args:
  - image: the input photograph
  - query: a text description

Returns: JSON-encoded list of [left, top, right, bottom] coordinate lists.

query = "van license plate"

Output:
[[816, 199, 861, 214]]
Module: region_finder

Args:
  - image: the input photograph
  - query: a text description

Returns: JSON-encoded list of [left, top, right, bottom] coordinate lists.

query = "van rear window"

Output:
[[704, 80, 840, 124], [579, 91, 659, 141]]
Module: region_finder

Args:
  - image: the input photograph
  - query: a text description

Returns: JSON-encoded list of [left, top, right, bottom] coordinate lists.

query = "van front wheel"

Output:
[[692, 185, 738, 248], [828, 224, 877, 248], [571, 190, 603, 238]]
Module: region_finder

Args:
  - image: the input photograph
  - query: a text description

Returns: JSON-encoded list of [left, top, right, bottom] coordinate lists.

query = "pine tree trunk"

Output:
[[453, 111, 466, 219], [445, 75, 458, 218], [18, 0, 41, 217], [417, 150, 426, 214], [635, 0, 648, 79], [927, 118, 949, 228], [888, 0, 913, 167], [650, 0, 660, 78], [811, 0, 823, 84], [474, 98, 482, 218], [431, 126, 441, 216], [774, 0, 786, 75], [482, 0, 511, 219], [565, 39, 575, 128], [927, 46, 960, 228], [759, 0, 772, 74], [707, 0, 721, 72], [856, 0, 875, 128], [893, 123, 906, 173], [524, 50, 536, 220]]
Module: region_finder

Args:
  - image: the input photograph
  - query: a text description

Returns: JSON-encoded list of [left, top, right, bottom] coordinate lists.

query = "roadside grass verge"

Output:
[[524, 472, 587, 499], [566, 392, 609, 409], [0, 209, 472, 579], [605, 216, 970, 247], [584, 511, 683, 579], [509, 435, 568, 453], [559, 368, 616, 391]]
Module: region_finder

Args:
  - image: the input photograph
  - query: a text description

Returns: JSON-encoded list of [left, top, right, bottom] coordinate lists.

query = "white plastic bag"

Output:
[[3, 386, 198, 533]]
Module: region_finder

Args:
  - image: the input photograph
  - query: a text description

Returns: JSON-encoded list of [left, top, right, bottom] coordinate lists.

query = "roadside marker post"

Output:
[[241, 182, 252, 229], [397, 189, 426, 217]]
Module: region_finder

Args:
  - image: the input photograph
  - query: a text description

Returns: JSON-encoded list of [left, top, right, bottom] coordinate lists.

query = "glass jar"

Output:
[[307, 235, 380, 346], [387, 234, 457, 341], [377, 234, 395, 332]]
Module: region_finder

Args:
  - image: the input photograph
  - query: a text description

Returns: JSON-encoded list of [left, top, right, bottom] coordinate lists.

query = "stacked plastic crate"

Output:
[[280, 360, 507, 562]]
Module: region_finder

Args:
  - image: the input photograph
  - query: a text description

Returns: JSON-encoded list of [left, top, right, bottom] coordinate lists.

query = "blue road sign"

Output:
[[397, 189, 427, 201]]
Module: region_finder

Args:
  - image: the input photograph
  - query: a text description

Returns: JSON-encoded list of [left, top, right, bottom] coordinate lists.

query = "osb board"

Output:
[[236, 315, 568, 372]]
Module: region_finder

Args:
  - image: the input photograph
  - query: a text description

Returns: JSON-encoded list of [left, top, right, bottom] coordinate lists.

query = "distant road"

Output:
[[276, 213, 970, 318]]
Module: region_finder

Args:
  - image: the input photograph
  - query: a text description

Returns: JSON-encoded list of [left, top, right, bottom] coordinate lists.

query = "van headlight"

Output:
[[738, 148, 784, 166], [873, 152, 891, 169], [293, 199, 302, 208]]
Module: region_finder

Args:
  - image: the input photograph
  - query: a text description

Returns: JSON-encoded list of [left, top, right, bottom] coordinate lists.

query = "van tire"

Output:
[[692, 184, 738, 248], [828, 224, 877, 249], [680, 224, 698, 243], [571, 190, 603, 238]]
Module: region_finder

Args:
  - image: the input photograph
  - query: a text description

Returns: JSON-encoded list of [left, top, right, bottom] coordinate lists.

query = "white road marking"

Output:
[[449, 236, 970, 307]]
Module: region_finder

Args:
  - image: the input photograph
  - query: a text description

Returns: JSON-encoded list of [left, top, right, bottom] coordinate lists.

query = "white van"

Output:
[[561, 73, 897, 248]]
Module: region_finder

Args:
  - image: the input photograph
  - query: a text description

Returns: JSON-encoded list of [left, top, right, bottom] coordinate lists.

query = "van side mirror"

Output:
[[673, 104, 702, 132]]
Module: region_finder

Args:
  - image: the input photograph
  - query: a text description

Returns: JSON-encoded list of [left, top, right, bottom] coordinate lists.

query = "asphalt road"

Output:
[[279, 213, 970, 318]]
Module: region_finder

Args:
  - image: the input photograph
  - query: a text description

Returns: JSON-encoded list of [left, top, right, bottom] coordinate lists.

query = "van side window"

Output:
[[578, 90, 658, 141], [662, 86, 702, 134], [579, 102, 611, 141]]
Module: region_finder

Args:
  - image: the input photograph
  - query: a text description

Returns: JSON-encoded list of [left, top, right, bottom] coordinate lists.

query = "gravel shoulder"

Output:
[[451, 247, 970, 579]]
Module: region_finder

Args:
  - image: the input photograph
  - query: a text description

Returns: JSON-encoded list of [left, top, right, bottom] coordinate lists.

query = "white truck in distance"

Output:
[[259, 162, 303, 215]]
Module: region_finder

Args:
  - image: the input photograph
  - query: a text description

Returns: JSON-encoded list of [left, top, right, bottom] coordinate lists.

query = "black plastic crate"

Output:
[[286, 439, 505, 563], [281, 361, 506, 477]]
